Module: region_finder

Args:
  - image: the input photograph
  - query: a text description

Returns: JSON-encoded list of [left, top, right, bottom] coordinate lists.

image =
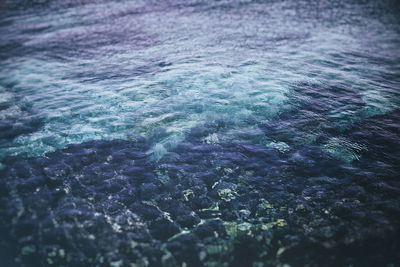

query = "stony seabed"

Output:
[[1, 99, 400, 266]]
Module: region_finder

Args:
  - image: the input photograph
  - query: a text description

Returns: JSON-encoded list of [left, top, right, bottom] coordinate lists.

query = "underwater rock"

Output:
[[0, 131, 399, 266], [263, 82, 365, 150]]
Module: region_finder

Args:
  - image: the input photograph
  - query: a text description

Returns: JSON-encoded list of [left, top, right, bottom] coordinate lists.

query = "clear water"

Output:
[[0, 0, 399, 266]]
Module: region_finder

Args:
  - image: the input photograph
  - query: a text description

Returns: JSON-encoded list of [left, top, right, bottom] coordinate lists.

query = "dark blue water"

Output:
[[1, 0, 400, 266]]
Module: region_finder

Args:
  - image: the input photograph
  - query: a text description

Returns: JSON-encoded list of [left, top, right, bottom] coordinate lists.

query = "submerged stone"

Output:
[[1, 107, 400, 266]]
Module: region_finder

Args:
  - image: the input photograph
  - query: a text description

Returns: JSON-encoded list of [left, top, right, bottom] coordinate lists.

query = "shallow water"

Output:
[[1, 0, 400, 266]]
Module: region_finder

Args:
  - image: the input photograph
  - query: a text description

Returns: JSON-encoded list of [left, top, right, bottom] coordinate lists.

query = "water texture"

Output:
[[0, 0, 400, 266]]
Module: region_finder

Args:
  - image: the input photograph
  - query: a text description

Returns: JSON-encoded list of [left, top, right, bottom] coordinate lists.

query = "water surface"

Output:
[[1, 0, 400, 266]]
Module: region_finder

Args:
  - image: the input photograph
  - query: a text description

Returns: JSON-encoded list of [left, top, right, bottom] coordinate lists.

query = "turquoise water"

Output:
[[1, 0, 400, 266], [1, 1, 399, 160]]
